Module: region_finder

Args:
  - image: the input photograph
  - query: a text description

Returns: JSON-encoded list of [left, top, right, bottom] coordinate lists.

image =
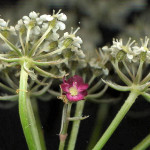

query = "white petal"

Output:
[[29, 11, 38, 19], [57, 13, 67, 21], [56, 21, 66, 30], [0, 19, 7, 27]]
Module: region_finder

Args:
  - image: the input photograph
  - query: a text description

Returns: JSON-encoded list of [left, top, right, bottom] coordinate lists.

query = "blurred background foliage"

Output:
[[0, 0, 150, 150]]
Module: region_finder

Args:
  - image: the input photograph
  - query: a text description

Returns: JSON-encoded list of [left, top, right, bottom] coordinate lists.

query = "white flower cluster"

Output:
[[89, 50, 109, 75], [102, 37, 150, 62], [0, 18, 16, 35], [59, 28, 83, 48], [15, 11, 67, 42], [58, 28, 84, 58], [0, 11, 85, 70]]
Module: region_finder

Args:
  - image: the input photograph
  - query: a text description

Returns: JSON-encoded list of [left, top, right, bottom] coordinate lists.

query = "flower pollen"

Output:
[[69, 86, 78, 96], [60, 75, 89, 102]]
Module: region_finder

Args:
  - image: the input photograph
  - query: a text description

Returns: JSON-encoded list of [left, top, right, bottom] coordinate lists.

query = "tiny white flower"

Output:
[[112, 39, 123, 50], [36, 18, 43, 25], [64, 32, 69, 38], [56, 21, 66, 30], [51, 32, 60, 41], [23, 16, 30, 25], [42, 41, 50, 52], [132, 46, 141, 55], [9, 26, 17, 35], [46, 15, 53, 21], [103, 68, 109, 75], [40, 15, 53, 21], [42, 23, 48, 30], [40, 15, 47, 21], [0, 19, 7, 27], [127, 53, 133, 60], [74, 36, 83, 44], [23, 16, 30, 20], [33, 26, 41, 35], [73, 42, 81, 48], [102, 46, 111, 52], [57, 13, 67, 21], [29, 11, 38, 19], [18, 19, 23, 25], [15, 19, 23, 30], [76, 50, 85, 58]]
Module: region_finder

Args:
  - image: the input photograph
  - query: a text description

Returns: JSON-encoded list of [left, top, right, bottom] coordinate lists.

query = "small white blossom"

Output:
[[51, 32, 60, 41], [41, 23, 48, 32], [15, 19, 23, 30], [55, 21, 66, 31], [57, 13, 67, 21], [62, 30, 83, 48], [0, 19, 7, 27], [36, 18, 43, 25], [40, 15, 53, 21], [33, 26, 41, 35], [23, 16, 30, 25], [9, 26, 17, 35], [76, 50, 85, 58], [103, 68, 109, 75], [29, 11, 38, 19]]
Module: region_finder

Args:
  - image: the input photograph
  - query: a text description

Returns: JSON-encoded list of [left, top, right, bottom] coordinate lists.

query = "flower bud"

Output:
[[63, 38, 73, 48], [63, 49, 74, 58], [49, 41, 58, 50], [140, 52, 146, 62], [116, 51, 126, 61]]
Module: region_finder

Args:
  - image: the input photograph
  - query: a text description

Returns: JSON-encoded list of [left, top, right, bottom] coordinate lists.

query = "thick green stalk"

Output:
[[59, 103, 72, 150], [87, 104, 109, 150], [31, 98, 47, 150], [19, 64, 43, 150], [92, 91, 139, 150], [67, 101, 85, 150], [132, 134, 150, 150]]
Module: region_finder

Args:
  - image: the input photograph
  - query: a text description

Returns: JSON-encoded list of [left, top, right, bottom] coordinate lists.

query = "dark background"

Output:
[[0, 0, 150, 150]]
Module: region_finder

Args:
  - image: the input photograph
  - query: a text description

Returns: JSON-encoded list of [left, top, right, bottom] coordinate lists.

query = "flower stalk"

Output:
[[59, 103, 72, 150], [87, 104, 109, 150], [67, 101, 85, 150], [92, 91, 139, 150], [132, 134, 150, 150], [19, 63, 43, 150]]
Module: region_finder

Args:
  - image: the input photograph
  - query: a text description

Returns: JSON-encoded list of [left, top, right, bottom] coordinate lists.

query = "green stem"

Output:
[[112, 61, 132, 86], [87, 104, 109, 150], [67, 101, 85, 150], [92, 91, 139, 150], [0, 82, 16, 94], [29, 25, 53, 57], [0, 33, 22, 56], [59, 103, 72, 150], [132, 134, 150, 150], [31, 98, 47, 150], [19, 64, 43, 150]]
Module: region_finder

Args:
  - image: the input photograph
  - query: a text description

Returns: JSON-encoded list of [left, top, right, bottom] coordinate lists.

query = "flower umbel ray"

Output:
[[60, 75, 89, 102]]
